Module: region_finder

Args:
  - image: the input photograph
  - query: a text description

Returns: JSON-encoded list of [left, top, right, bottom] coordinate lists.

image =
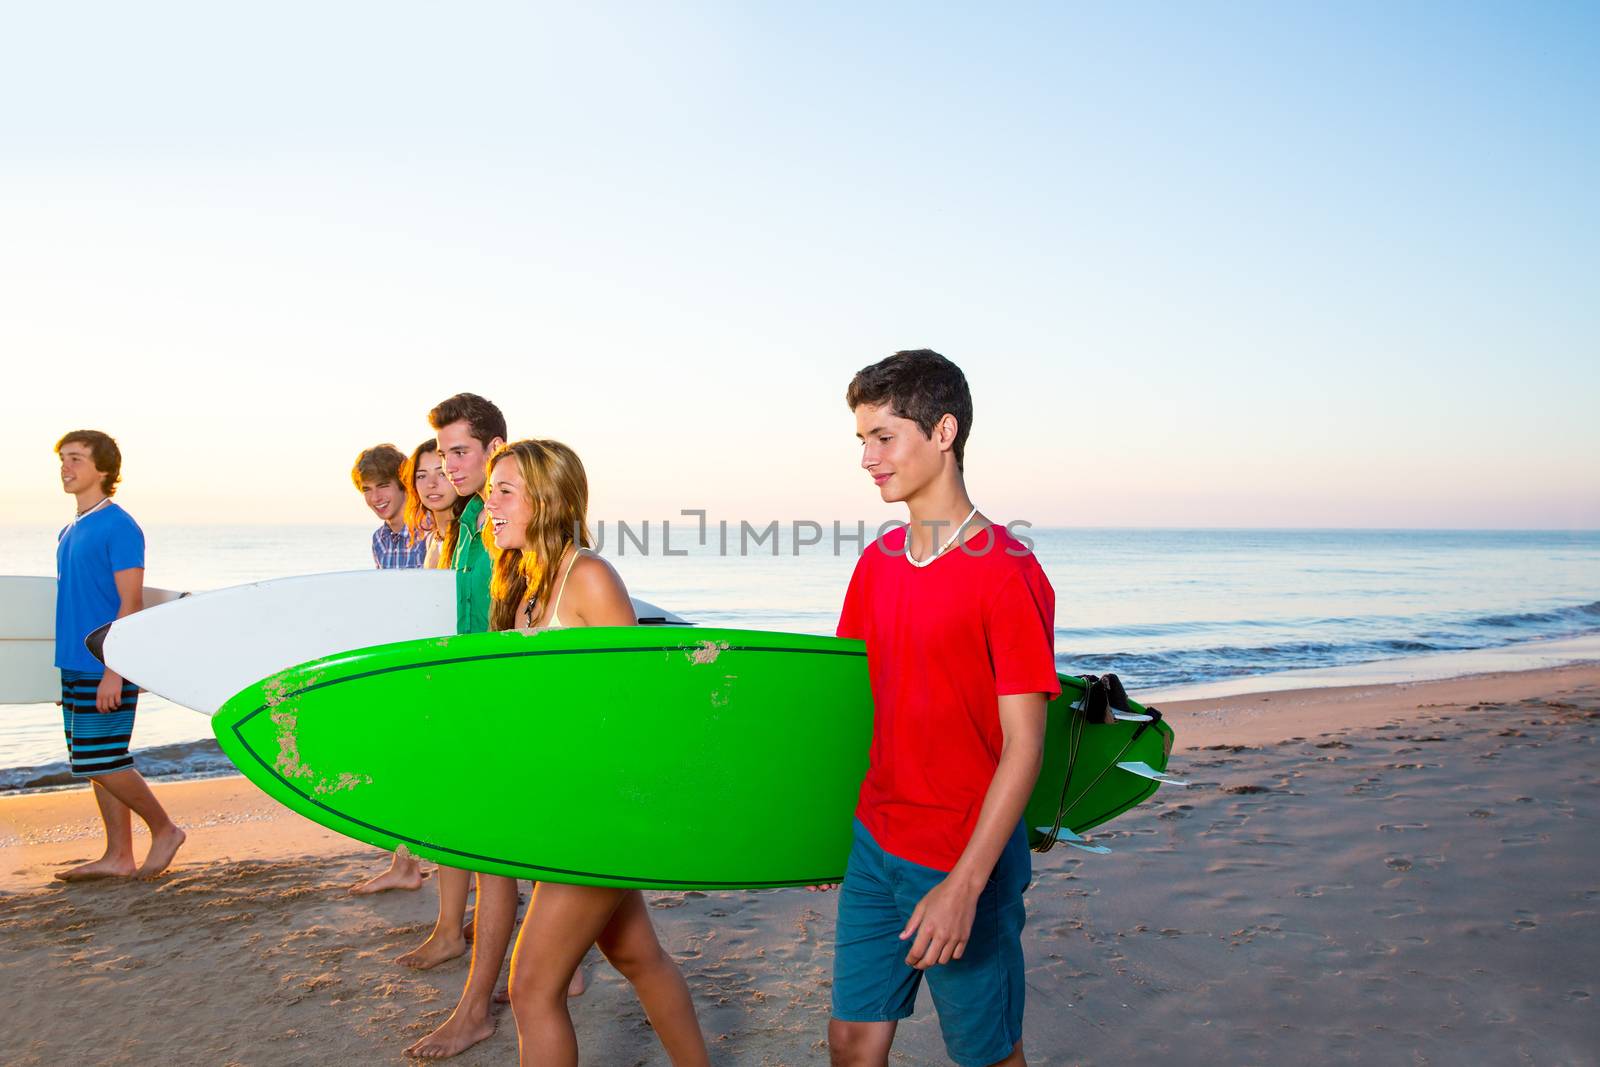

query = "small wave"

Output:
[[1057, 617, 1291, 640], [1472, 601, 1600, 629], [0, 738, 235, 794], [1375, 639, 1443, 653], [1054, 597, 1600, 690], [1058, 626, 1599, 691]]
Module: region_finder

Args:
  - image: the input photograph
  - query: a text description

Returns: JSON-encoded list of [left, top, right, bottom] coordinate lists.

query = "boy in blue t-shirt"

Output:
[[53, 430, 185, 881]]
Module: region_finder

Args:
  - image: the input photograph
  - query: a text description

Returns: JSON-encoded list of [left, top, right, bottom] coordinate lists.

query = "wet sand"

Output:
[[1, 664, 1596, 1064]]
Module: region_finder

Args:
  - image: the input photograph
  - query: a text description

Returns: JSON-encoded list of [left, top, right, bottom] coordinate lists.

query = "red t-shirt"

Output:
[[837, 523, 1061, 871]]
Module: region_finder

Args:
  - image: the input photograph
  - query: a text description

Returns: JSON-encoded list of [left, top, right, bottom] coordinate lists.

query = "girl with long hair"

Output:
[[401, 438, 466, 569], [485, 439, 709, 1067]]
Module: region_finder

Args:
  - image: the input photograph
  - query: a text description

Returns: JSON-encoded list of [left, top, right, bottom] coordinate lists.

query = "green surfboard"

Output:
[[213, 627, 1175, 890]]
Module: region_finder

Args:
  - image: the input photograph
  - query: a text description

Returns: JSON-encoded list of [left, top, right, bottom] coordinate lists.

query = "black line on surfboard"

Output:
[[224, 641, 864, 889], [236, 642, 866, 710]]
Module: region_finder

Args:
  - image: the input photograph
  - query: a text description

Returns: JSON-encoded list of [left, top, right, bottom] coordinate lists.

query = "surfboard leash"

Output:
[[1036, 675, 1093, 853], [1036, 674, 1163, 853]]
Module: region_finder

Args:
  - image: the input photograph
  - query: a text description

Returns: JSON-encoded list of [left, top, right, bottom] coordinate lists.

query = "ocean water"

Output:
[[3, 524, 1597, 789]]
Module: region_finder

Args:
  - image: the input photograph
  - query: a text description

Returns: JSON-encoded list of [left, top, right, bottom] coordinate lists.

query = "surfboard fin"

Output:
[[629, 598, 690, 626], [84, 622, 111, 666], [1036, 827, 1113, 854], [1116, 761, 1189, 787]]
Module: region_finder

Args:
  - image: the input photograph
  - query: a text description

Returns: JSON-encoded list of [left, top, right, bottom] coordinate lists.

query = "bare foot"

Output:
[[396, 931, 467, 971], [54, 855, 136, 882], [136, 825, 187, 879], [350, 851, 426, 895], [404, 1006, 494, 1060]]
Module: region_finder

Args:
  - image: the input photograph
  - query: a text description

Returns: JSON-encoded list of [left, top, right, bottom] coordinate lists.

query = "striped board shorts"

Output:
[[60, 669, 140, 777]]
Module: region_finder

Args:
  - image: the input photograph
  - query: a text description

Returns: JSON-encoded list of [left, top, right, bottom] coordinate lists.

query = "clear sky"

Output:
[[3, 2, 1595, 528]]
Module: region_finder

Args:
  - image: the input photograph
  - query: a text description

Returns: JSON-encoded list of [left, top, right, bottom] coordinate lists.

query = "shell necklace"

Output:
[[72, 497, 110, 525], [906, 505, 978, 568]]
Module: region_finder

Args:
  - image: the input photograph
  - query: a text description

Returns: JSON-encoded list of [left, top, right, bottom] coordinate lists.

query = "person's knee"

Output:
[[828, 1018, 891, 1066], [982, 1039, 1025, 1066], [507, 968, 568, 1013], [605, 938, 669, 983]]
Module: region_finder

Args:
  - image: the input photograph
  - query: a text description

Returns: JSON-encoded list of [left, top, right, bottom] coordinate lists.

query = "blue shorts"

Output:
[[831, 818, 1030, 1067], [60, 669, 140, 778]]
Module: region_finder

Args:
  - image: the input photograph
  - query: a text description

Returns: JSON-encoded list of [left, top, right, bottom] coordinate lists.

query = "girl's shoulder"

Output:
[[565, 550, 622, 590], [560, 551, 629, 618]]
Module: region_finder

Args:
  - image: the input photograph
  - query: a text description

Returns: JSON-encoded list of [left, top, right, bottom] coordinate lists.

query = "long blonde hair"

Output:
[[485, 439, 593, 633]]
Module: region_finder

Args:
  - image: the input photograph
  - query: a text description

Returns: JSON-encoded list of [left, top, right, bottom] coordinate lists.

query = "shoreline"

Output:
[[5, 635, 1597, 796], [1136, 631, 1600, 703]]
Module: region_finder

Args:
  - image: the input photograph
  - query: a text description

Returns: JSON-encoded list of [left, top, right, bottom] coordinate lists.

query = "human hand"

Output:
[[900, 876, 979, 969], [95, 673, 123, 713]]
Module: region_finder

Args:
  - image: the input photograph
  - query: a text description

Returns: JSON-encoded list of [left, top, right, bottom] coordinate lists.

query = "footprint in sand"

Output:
[[1293, 882, 1353, 898], [1384, 857, 1412, 872]]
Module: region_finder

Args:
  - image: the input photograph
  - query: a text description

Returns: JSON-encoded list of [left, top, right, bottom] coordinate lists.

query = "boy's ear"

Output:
[[489, 437, 506, 453], [936, 413, 959, 451]]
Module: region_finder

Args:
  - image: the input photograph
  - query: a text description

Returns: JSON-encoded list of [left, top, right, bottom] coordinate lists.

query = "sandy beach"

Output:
[[2, 663, 1596, 1065]]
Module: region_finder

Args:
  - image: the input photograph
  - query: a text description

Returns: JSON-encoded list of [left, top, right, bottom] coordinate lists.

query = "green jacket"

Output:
[[454, 495, 493, 634]]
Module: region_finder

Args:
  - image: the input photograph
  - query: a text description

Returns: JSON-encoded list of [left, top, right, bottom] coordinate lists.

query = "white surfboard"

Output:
[[0, 575, 187, 705], [97, 569, 689, 715]]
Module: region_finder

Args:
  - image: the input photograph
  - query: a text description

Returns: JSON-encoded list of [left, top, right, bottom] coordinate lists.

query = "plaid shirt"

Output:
[[372, 524, 427, 570]]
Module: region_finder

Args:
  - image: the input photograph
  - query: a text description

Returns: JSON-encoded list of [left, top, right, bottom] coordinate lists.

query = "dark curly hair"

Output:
[[845, 350, 973, 469]]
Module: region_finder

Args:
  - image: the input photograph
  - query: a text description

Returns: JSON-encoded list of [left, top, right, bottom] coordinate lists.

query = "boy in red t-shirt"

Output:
[[826, 350, 1060, 1067]]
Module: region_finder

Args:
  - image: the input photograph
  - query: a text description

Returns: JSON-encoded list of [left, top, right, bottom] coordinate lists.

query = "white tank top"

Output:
[[518, 547, 586, 632]]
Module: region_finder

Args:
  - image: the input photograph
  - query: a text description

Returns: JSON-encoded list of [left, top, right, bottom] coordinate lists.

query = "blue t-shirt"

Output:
[[55, 502, 145, 673]]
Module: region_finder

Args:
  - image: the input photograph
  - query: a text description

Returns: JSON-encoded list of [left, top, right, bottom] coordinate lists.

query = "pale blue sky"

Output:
[[3, 2, 1595, 527]]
